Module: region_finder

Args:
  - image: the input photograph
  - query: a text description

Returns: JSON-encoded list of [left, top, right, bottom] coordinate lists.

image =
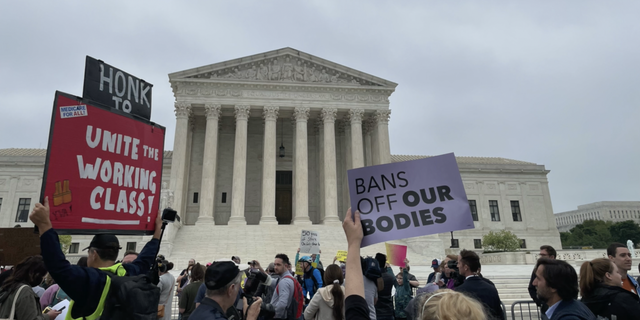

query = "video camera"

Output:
[[446, 259, 465, 287], [243, 270, 275, 319]]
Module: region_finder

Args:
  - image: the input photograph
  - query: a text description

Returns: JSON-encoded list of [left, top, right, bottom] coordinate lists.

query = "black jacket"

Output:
[[581, 285, 640, 320], [456, 276, 505, 320]]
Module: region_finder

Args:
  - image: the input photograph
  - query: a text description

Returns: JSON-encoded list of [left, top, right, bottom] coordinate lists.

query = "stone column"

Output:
[[169, 102, 191, 220], [293, 107, 311, 225], [315, 120, 325, 222], [291, 117, 297, 218], [322, 108, 340, 224], [363, 118, 373, 166], [370, 115, 380, 165], [375, 110, 392, 164], [260, 106, 279, 225], [197, 104, 221, 224], [229, 105, 251, 225], [349, 108, 365, 169]]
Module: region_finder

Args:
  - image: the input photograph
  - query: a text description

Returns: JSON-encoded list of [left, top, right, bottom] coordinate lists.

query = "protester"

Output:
[[580, 258, 640, 319], [29, 196, 161, 319], [121, 250, 139, 264], [393, 260, 413, 320], [404, 265, 420, 290], [303, 264, 345, 320], [178, 264, 196, 299], [189, 261, 261, 320], [361, 257, 379, 320], [416, 289, 487, 320], [180, 263, 206, 320], [607, 243, 640, 296], [529, 245, 556, 313], [532, 258, 595, 320], [295, 249, 323, 271], [374, 253, 395, 320], [455, 249, 505, 320], [158, 260, 176, 320], [341, 208, 370, 320], [298, 255, 323, 303], [427, 259, 441, 284], [0, 255, 60, 320], [270, 253, 294, 320], [436, 255, 458, 289]]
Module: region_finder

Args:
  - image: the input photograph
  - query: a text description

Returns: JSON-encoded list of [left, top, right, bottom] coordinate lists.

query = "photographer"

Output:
[[436, 255, 459, 289], [29, 197, 161, 320]]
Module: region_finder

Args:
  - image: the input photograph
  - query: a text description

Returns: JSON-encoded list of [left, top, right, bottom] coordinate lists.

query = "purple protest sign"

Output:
[[348, 153, 474, 247]]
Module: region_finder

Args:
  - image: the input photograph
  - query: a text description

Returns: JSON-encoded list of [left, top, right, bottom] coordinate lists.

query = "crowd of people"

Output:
[[0, 197, 639, 319]]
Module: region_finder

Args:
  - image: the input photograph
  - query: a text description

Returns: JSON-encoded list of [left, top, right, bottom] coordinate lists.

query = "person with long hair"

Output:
[[580, 258, 640, 319], [179, 263, 205, 320], [0, 255, 61, 319], [304, 264, 345, 320], [417, 289, 486, 320]]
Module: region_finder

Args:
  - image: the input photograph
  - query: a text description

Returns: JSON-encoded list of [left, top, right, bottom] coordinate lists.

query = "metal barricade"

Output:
[[500, 301, 507, 320], [510, 300, 543, 320]]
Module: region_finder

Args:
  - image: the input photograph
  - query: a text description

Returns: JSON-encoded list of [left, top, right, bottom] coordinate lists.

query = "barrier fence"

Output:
[[511, 300, 543, 320]]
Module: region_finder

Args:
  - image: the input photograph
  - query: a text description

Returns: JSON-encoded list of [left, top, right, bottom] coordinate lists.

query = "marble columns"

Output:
[[197, 104, 221, 224], [260, 106, 279, 225], [229, 105, 251, 225], [363, 118, 373, 167], [322, 108, 340, 224], [170, 102, 191, 219], [375, 110, 392, 164], [349, 108, 365, 169], [293, 107, 311, 225]]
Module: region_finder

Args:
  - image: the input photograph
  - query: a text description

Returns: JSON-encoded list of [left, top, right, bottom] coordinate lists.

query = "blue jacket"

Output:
[[302, 267, 323, 301], [549, 299, 595, 320], [40, 228, 159, 319]]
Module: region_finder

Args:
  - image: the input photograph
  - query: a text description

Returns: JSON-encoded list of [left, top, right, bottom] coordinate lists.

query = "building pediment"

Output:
[[169, 47, 398, 89]]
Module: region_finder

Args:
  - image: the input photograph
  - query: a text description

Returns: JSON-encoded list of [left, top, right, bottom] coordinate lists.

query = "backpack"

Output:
[[362, 256, 381, 281], [276, 275, 304, 320], [100, 272, 160, 320], [48, 287, 70, 308], [310, 267, 324, 294]]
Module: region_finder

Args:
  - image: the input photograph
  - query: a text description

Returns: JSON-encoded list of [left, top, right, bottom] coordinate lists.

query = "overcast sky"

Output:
[[1, 1, 638, 213]]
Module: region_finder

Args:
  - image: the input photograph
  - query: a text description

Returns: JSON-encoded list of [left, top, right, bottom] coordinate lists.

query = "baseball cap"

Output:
[[83, 234, 121, 251], [431, 259, 441, 268], [205, 261, 240, 290]]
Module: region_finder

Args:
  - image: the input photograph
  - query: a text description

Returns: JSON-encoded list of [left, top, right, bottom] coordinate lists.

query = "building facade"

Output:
[[0, 48, 562, 264], [555, 201, 640, 232]]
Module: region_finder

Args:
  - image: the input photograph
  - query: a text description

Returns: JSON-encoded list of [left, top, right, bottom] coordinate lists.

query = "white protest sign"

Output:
[[300, 230, 320, 254]]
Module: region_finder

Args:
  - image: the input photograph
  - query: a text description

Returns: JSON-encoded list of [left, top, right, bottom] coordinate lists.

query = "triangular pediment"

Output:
[[169, 47, 397, 88]]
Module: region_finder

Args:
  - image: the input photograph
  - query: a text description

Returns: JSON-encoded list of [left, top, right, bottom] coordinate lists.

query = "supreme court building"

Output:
[[0, 48, 562, 264]]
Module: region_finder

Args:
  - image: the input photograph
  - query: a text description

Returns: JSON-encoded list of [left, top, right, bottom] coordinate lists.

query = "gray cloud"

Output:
[[0, 1, 637, 212]]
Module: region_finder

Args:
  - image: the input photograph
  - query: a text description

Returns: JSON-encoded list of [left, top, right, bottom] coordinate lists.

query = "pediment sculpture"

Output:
[[188, 55, 381, 86]]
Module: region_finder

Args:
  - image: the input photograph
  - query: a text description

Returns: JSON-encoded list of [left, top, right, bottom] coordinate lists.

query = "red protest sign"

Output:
[[41, 91, 165, 235]]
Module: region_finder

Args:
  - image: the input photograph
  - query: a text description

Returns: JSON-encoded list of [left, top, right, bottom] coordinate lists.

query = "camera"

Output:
[[161, 208, 179, 223], [447, 259, 465, 287], [243, 270, 275, 319]]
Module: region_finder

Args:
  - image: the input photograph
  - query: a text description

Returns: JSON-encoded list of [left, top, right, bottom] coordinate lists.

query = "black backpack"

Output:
[[100, 272, 160, 320]]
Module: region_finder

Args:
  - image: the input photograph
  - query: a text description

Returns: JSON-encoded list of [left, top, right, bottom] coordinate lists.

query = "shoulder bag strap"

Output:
[[6, 285, 29, 320]]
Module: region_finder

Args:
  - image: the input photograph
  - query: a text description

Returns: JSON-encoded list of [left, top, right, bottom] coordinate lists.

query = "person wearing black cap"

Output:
[[29, 197, 162, 320], [189, 261, 262, 320]]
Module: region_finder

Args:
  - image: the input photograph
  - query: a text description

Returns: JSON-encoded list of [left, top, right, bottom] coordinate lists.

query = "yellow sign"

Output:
[[336, 250, 348, 262], [296, 261, 318, 275]]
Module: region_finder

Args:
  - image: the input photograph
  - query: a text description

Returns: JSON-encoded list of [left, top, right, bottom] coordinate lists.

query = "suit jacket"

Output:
[[456, 276, 505, 320]]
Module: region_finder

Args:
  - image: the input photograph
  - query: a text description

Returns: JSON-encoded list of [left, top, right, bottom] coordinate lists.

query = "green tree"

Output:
[[560, 219, 613, 249], [609, 220, 640, 245], [482, 230, 521, 252], [59, 235, 72, 254]]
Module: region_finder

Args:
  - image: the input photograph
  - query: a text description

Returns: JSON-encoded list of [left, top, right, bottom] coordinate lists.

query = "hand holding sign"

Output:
[[30, 197, 53, 236], [347, 153, 474, 247]]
